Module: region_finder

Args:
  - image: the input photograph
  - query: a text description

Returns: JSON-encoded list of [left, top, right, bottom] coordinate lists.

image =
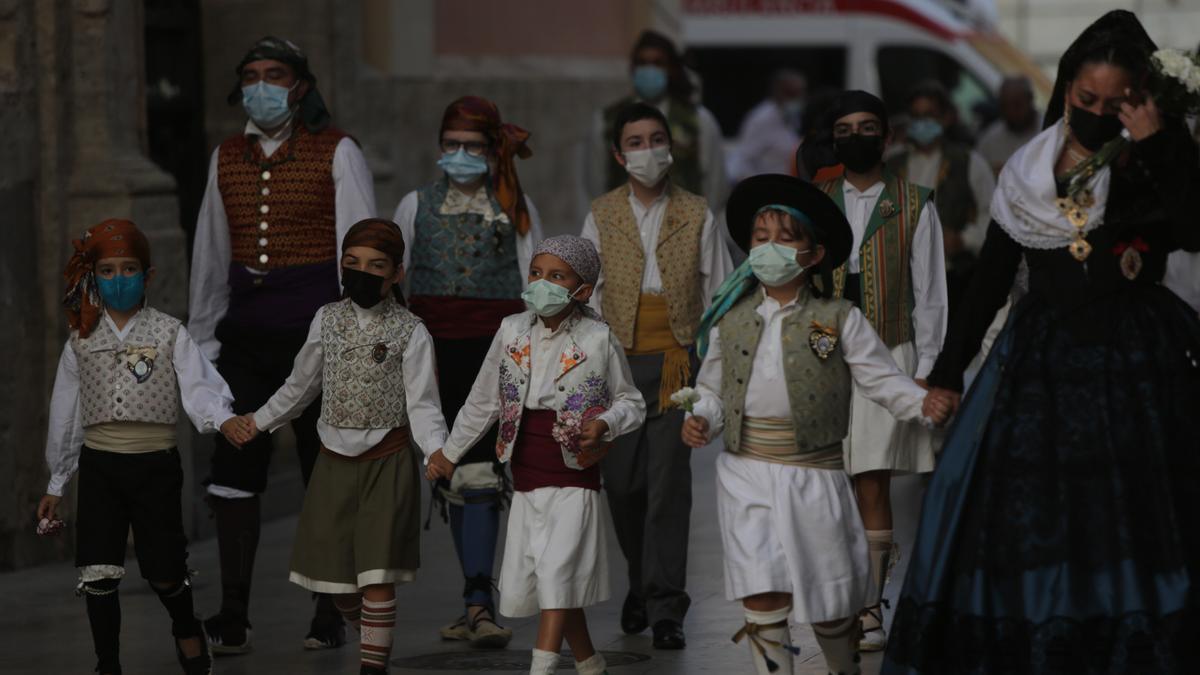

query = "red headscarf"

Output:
[[342, 218, 406, 265], [440, 96, 533, 235], [63, 219, 152, 338]]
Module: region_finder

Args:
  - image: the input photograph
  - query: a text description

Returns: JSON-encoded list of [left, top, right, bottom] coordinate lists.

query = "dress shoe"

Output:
[[620, 592, 648, 634], [652, 619, 686, 649]]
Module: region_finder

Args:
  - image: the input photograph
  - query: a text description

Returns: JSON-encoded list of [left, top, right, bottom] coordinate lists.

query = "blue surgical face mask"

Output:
[[437, 148, 489, 185], [632, 65, 668, 101], [521, 279, 581, 318], [748, 243, 809, 287], [97, 272, 145, 312], [242, 81, 296, 130], [907, 117, 944, 146]]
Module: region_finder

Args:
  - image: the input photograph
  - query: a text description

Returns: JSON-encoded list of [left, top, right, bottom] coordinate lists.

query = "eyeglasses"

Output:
[[440, 139, 489, 157], [832, 121, 883, 137]]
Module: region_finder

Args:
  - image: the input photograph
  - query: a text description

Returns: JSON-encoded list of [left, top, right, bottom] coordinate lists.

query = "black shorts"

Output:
[[75, 446, 189, 582]]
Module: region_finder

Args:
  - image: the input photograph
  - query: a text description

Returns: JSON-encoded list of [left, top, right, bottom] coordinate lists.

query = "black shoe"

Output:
[[174, 632, 213, 675], [304, 610, 346, 650], [621, 592, 648, 634], [360, 664, 388, 675], [203, 610, 252, 655], [652, 619, 686, 650]]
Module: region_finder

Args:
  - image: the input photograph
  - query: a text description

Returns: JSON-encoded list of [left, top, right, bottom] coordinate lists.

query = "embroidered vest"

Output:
[[591, 185, 708, 349], [217, 124, 346, 270], [72, 308, 181, 427], [603, 96, 703, 195], [818, 172, 931, 348], [408, 179, 524, 299], [718, 292, 853, 456], [319, 297, 420, 429], [887, 142, 976, 232], [494, 311, 615, 470]]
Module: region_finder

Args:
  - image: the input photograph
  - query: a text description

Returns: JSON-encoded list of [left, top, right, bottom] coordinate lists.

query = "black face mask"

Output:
[[834, 134, 885, 174], [1068, 105, 1124, 152], [342, 267, 387, 309]]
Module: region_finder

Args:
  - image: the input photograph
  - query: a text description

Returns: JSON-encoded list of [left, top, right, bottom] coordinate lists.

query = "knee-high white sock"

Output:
[[574, 651, 607, 675], [360, 598, 395, 670], [736, 606, 796, 675], [530, 648, 559, 675], [813, 616, 861, 675], [863, 529, 894, 631]]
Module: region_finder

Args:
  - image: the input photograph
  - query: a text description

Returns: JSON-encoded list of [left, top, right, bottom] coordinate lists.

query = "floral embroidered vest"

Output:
[[590, 184, 708, 349], [818, 172, 930, 348], [495, 310, 615, 470], [409, 178, 524, 300], [717, 291, 853, 455], [319, 297, 420, 429], [72, 308, 181, 427]]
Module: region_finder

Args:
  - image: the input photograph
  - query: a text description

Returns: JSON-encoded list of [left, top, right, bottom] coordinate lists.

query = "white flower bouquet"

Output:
[[1149, 48, 1200, 116], [670, 387, 700, 413]]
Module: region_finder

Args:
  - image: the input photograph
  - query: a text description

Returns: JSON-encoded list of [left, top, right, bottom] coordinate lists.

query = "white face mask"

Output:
[[622, 146, 673, 187]]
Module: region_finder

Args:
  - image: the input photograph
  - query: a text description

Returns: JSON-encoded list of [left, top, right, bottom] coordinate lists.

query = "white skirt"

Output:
[[498, 486, 611, 617], [843, 340, 941, 475], [716, 451, 869, 623]]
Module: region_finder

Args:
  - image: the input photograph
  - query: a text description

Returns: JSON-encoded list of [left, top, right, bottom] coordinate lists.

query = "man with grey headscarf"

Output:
[[189, 35, 376, 656]]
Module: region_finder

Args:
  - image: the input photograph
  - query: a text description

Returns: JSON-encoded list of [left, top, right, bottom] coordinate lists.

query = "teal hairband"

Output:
[[756, 204, 812, 227]]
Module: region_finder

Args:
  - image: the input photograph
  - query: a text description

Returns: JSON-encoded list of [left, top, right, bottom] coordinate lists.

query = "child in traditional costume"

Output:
[[427, 235, 647, 675], [37, 219, 245, 675], [240, 219, 449, 675], [681, 176, 950, 675]]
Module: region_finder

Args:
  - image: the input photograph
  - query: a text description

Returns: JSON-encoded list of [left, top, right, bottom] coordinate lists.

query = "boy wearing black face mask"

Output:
[[815, 90, 949, 653], [233, 219, 449, 675]]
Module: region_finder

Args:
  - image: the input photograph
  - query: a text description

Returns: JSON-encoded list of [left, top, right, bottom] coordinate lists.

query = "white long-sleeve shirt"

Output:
[[841, 180, 949, 379], [904, 146, 996, 255], [252, 303, 448, 459], [583, 98, 728, 211], [691, 291, 928, 440], [442, 317, 645, 463], [726, 98, 801, 183], [580, 188, 733, 315], [391, 187, 544, 291], [44, 312, 236, 497], [188, 120, 377, 361]]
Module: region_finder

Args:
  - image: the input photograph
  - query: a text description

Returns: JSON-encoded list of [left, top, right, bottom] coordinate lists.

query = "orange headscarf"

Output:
[[63, 219, 152, 338], [342, 218, 406, 265], [440, 96, 533, 235]]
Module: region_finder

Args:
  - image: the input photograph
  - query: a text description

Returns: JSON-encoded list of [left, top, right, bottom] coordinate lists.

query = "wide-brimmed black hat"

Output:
[[726, 173, 853, 270]]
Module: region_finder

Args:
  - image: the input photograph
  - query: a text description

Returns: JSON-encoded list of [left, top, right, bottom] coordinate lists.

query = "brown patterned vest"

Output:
[[217, 125, 347, 269], [591, 185, 708, 348]]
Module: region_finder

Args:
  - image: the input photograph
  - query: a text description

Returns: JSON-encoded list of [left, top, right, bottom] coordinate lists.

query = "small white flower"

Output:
[[670, 386, 700, 412]]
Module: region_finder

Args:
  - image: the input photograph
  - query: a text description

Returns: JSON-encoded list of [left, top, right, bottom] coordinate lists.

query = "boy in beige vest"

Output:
[[580, 101, 733, 648], [682, 175, 951, 675], [37, 219, 245, 675]]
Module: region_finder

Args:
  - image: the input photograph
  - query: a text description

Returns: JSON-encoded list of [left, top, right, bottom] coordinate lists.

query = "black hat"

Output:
[[726, 174, 854, 270]]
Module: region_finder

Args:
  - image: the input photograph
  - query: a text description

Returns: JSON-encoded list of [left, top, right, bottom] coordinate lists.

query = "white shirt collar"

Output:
[[243, 118, 293, 143], [103, 308, 143, 341], [626, 185, 669, 213], [759, 286, 804, 313], [843, 179, 885, 198]]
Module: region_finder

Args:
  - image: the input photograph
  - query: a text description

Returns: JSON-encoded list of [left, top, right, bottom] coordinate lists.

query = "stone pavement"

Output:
[[0, 442, 925, 674]]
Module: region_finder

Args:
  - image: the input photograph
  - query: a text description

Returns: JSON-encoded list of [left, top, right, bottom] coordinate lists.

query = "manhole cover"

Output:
[[392, 649, 650, 671]]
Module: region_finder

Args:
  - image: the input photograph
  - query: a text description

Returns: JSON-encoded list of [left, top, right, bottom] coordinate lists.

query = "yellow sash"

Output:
[[739, 417, 844, 470], [627, 294, 691, 413]]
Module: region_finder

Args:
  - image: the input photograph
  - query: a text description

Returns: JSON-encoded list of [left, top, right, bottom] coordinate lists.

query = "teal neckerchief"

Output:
[[694, 259, 757, 359]]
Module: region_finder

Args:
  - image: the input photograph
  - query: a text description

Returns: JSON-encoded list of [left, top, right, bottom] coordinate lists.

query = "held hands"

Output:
[[425, 449, 456, 481], [220, 414, 258, 449], [681, 416, 710, 449], [1120, 89, 1163, 142], [921, 387, 961, 427], [579, 419, 609, 453]]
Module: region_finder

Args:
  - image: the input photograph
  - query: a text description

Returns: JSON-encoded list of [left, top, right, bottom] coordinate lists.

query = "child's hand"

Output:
[[221, 415, 258, 448], [425, 449, 456, 481], [922, 388, 959, 427], [37, 494, 61, 523], [579, 419, 609, 452], [681, 416, 710, 448]]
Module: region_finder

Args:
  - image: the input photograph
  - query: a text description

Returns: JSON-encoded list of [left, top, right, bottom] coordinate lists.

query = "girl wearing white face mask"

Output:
[[427, 236, 646, 675], [683, 174, 951, 675]]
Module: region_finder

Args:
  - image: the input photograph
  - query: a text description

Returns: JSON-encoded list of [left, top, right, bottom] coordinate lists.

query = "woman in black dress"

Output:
[[884, 11, 1200, 674]]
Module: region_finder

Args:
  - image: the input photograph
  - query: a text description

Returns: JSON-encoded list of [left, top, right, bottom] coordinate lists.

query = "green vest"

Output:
[[718, 289, 853, 459], [887, 141, 975, 232], [603, 96, 703, 196], [818, 171, 931, 348]]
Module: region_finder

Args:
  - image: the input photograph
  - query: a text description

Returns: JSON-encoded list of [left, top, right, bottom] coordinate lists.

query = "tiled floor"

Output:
[[0, 442, 927, 674]]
